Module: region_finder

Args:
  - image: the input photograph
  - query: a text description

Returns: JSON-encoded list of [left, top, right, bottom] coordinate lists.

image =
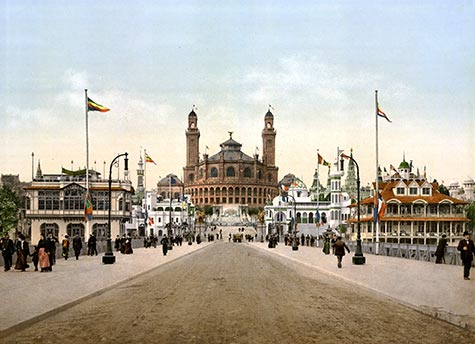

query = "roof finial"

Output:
[[228, 131, 233, 139]]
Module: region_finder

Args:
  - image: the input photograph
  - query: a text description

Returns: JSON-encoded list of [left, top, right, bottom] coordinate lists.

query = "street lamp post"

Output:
[[341, 153, 365, 265], [287, 194, 298, 251], [103, 152, 128, 264]]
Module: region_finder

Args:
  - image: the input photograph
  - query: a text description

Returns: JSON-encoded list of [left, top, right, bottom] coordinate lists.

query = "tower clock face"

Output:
[[267, 122, 271, 128], [190, 122, 195, 128]]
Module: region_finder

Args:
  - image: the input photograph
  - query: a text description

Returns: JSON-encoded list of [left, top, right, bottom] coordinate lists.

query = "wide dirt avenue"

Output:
[[4, 242, 474, 344]]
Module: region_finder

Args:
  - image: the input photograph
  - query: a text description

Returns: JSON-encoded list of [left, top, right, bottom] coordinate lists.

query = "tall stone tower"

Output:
[[262, 109, 278, 184], [137, 155, 144, 193], [262, 110, 276, 166], [186, 109, 200, 167], [132, 154, 145, 205], [343, 149, 357, 200]]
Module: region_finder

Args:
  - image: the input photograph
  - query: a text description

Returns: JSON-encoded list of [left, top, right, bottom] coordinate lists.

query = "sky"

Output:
[[1, 0, 474, 190]]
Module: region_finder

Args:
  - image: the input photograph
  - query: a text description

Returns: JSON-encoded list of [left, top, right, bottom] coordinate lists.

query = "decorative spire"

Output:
[[36, 160, 43, 179]]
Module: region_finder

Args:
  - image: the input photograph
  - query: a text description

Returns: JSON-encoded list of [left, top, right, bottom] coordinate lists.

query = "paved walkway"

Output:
[[249, 241, 475, 331], [0, 242, 211, 334], [1, 240, 474, 334]]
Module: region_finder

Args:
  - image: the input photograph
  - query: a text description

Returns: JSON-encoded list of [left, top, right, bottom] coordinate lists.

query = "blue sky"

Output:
[[1, 0, 473, 189]]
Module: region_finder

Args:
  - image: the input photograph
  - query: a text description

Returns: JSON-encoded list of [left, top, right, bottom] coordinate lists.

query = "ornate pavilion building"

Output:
[[350, 158, 468, 245], [24, 163, 133, 244], [183, 109, 279, 221]]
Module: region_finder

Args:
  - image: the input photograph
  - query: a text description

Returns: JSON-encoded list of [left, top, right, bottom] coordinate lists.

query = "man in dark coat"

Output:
[[333, 236, 350, 269], [72, 234, 83, 260], [435, 234, 448, 264], [46, 233, 58, 267], [1, 232, 15, 271], [87, 233, 97, 256], [160, 235, 169, 256], [457, 231, 475, 280]]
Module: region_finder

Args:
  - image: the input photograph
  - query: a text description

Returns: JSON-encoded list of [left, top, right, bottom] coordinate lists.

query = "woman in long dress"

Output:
[[14, 234, 30, 271], [37, 234, 51, 272]]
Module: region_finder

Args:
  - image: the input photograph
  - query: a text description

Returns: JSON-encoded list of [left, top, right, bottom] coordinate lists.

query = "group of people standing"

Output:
[[114, 234, 134, 254], [0, 232, 59, 272]]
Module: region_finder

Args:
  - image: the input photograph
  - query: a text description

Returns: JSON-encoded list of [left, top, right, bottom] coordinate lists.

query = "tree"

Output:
[[0, 186, 20, 235], [438, 184, 449, 196], [466, 202, 475, 232], [203, 205, 213, 216]]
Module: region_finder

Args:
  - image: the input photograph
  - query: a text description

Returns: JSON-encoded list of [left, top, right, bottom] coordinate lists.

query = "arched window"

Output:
[[189, 174, 194, 182], [244, 167, 252, 178], [308, 213, 314, 224], [67, 223, 85, 237], [210, 167, 218, 178], [296, 212, 302, 223], [226, 166, 235, 177], [92, 223, 108, 240], [40, 223, 59, 237]]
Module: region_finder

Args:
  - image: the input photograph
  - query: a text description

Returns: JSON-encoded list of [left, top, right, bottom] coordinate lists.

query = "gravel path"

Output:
[[4, 242, 474, 344]]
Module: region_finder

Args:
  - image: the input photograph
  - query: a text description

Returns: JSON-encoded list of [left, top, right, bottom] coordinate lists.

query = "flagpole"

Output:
[[375, 90, 380, 254], [316, 149, 320, 247], [144, 148, 147, 193], [85, 89, 90, 240]]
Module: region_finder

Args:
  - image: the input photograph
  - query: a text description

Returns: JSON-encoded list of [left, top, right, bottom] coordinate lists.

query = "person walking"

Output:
[[37, 234, 51, 272], [114, 235, 121, 252], [46, 233, 58, 267], [333, 236, 350, 269], [87, 233, 97, 256], [1, 232, 15, 272], [457, 231, 475, 280], [62, 235, 70, 260], [435, 234, 448, 264], [161, 235, 169, 256], [31, 246, 39, 271], [322, 234, 331, 255], [72, 234, 82, 260], [14, 233, 30, 271]]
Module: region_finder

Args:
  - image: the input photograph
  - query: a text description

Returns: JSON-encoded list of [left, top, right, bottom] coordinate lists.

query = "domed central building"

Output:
[[183, 109, 279, 219]]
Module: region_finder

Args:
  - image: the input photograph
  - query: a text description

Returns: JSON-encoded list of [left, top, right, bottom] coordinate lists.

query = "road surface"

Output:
[[4, 242, 474, 343]]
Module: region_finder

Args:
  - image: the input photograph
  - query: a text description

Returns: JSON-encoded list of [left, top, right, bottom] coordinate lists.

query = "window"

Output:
[[38, 191, 60, 210], [244, 167, 252, 178], [40, 223, 59, 237], [64, 187, 85, 210], [92, 191, 109, 210], [410, 188, 418, 195], [422, 188, 430, 195], [67, 223, 85, 237], [396, 187, 405, 195], [226, 167, 235, 177], [92, 223, 108, 240], [210, 167, 218, 177], [189, 174, 194, 182]]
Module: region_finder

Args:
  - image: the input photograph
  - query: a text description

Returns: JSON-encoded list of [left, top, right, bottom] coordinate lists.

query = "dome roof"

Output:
[[157, 174, 183, 186], [279, 173, 307, 190], [188, 109, 197, 117], [208, 134, 254, 162], [265, 110, 274, 118], [398, 160, 410, 169]]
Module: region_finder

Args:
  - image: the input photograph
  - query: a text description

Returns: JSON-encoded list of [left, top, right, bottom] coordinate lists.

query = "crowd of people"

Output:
[[1, 226, 474, 278]]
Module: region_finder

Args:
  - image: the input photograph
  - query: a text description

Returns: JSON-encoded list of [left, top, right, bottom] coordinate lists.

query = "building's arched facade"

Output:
[[183, 109, 279, 208]]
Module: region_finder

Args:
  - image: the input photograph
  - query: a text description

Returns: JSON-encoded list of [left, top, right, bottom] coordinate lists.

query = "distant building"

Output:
[[24, 163, 133, 243], [448, 178, 475, 202], [183, 108, 280, 214], [350, 158, 468, 245], [264, 154, 352, 238]]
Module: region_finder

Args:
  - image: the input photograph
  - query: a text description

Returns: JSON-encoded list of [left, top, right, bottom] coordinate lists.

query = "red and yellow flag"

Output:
[[87, 97, 110, 112]]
